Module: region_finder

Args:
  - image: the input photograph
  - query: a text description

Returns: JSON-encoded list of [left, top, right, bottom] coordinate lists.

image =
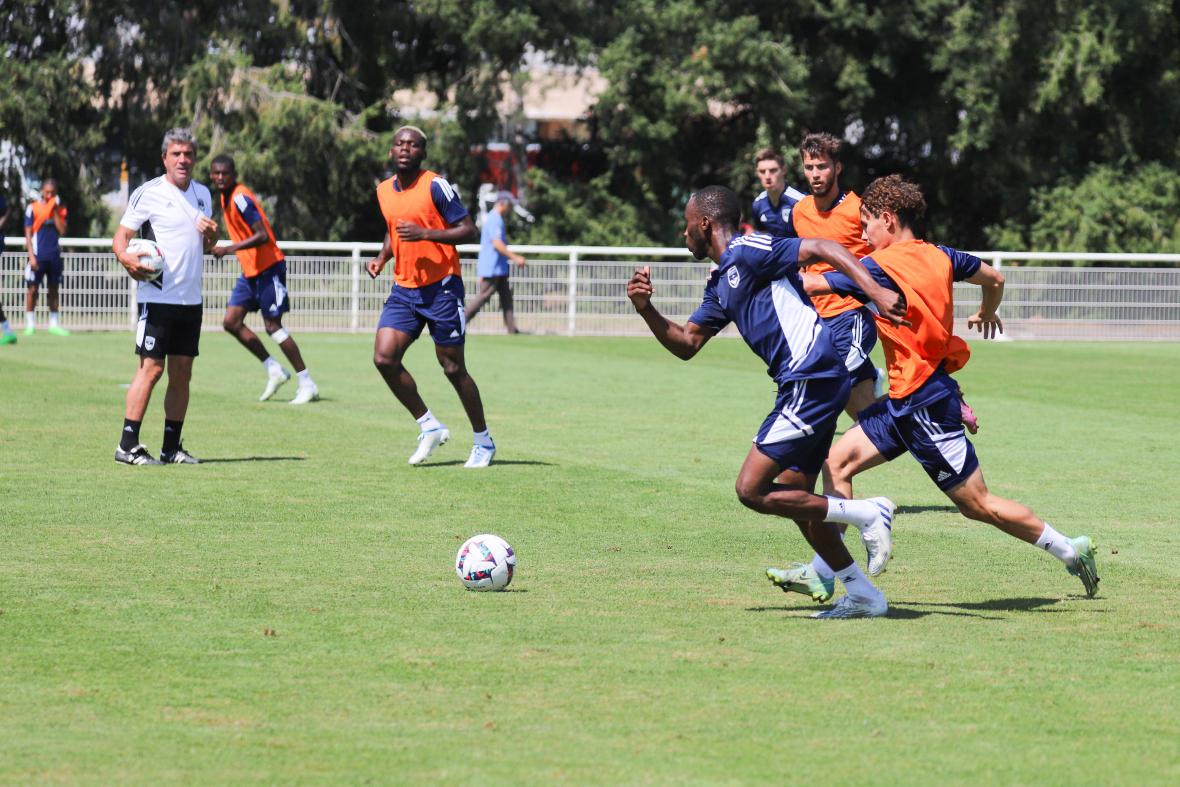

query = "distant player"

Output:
[[627, 185, 911, 619], [209, 155, 319, 404], [23, 179, 70, 336], [800, 174, 1099, 598], [750, 148, 806, 238], [0, 195, 15, 344], [111, 127, 218, 465], [367, 126, 496, 468]]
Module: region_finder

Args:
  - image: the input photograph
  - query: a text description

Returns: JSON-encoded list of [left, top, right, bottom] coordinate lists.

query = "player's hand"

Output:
[[395, 219, 429, 241], [212, 246, 228, 259], [28, 255, 39, 272], [871, 288, 911, 327], [967, 310, 1003, 339], [627, 266, 653, 310], [366, 258, 385, 279], [120, 249, 157, 281], [513, 254, 527, 268], [195, 215, 218, 235]]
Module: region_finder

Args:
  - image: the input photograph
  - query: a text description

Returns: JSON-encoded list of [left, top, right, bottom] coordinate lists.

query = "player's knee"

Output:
[[372, 351, 399, 371], [734, 479, 765, 512], [222, 316, 242, 334]]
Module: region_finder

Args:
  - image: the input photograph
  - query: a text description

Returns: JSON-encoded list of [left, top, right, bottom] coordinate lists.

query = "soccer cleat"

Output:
[[1066, 535, 1100, 598], [811, 594, 888, 619], [0, 333, 15, 345], [114, 444, 164, 465], [47, 325, 70, 337], [23, 325, 35, 336], [259, 367, 291, 401], [289, 383, 320, 405], [862, 497, 895, 576], [160, 443, 201, 464], [464, 443, 496, 468], [408, 427, 449, 465], [766, 563, 836, 603]]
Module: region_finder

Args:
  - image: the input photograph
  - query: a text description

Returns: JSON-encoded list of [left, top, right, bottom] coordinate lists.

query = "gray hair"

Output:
[[161, 127, 197, 155]]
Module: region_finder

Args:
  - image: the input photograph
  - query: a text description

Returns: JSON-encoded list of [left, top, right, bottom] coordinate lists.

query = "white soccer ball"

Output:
[[126, 237, 164, 281], [455, 534, 516, 591]]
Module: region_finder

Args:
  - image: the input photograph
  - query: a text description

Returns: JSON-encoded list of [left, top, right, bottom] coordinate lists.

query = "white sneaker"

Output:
[[260, 367, 291, 401], [464, 443, 496, 468], [861, 497, 896, 576], [811, 594, 888, 619], [289, 383, 320, 405], [408, 427, 449, 465]]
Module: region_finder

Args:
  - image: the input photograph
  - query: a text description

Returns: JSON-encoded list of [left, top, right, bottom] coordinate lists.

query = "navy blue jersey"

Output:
[[689, 233, 844, 386], [751, 186, 806, 237]]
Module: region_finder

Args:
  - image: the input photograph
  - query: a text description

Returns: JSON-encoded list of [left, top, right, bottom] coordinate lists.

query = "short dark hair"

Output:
[[754, 148, 784, 168], [861, 174, 927, 229], [211, 154, 236, 170], [691, 186, 741, 230], [800, 132, 842, 163]]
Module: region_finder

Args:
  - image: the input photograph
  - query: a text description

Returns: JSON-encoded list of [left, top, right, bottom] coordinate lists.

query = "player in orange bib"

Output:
[[368, 126, 495, 468], [794, 174, 1099, 599], [210, 155, 319, 404]]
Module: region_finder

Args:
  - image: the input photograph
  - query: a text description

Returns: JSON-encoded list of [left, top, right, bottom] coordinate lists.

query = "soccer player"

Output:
[[367, 126, 495, 468], [209, 155, 319, 404], [0, 196, 15, 344], [111, 127, 219, 465], [23, 179, 70, 336], [750, 148, 806, 238], [465, 190, 527, 333], [626, 185, 910, 619], [799, 174, 1099, 598]]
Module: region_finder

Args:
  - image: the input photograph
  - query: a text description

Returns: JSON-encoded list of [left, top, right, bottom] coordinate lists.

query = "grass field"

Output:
[[2, 331, 1179, 784]]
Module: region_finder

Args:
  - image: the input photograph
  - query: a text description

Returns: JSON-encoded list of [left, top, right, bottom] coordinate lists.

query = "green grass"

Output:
[[2, 331, 1179, 784]]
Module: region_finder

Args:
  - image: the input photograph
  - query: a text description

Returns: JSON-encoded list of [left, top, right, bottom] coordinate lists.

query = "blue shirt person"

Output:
[[465, 191, 527, 333]]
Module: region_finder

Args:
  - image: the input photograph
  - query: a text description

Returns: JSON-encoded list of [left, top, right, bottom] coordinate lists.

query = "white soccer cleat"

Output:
[[289, 383, 320, 405], [408, 427, 449, 465], [861, 496, 896, 576], [259, 367, 291, 401], [464, 443, 496, 469], [811, 594, 888, 619]]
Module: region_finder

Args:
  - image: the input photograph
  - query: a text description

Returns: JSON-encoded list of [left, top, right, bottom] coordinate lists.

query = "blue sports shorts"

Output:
[[377, 276, 467, 346], [228, 261, 290, 317], [858, 390, 979, 491], [824, 306, 878, 386], [25, 255, 64, 287], [754, 374, 851, 474]]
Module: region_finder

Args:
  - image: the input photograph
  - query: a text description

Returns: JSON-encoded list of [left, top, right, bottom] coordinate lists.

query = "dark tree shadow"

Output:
[[199, 456, 307, 463]]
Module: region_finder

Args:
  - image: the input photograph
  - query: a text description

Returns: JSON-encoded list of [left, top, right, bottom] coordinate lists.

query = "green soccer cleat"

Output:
[[766, 563, 835, 603], [0, 333, 16, 345], [1066, 535, 1099, 598], [23, 325, 35, 336], [47, 325, 70, 336]]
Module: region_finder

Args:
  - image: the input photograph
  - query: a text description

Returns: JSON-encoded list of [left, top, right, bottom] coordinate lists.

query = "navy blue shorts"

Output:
[[824, 307, 878, 386], [378, 276, 467, 346], [858, 391, 979, 491], [754, 375, 851, 474], [25, 256, 64, 287], [228, 261, 290, 317]]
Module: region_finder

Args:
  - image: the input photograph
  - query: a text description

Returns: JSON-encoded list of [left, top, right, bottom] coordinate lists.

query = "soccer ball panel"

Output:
[[455, 534, 516, 591]]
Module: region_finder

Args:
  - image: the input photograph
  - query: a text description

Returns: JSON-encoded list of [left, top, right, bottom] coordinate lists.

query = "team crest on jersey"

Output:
[[781, 206, 792, 223], [727, 267, 741, 288], [144, 336, 156, 351]]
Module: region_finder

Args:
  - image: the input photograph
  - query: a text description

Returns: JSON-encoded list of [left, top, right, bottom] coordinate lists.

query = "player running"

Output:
[[368, 126, 496, 468], [209, 155, 319, 404], [627, 185, 910, 619], [791, 174, 1099, 599]]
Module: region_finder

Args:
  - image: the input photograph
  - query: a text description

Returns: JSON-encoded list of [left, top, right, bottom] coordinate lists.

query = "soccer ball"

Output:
[[126, 237, 164, 281], [455, 534, 516, 591]]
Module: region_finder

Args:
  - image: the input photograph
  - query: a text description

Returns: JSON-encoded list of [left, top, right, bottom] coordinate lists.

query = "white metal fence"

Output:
[[4, 238, 1179, 340]]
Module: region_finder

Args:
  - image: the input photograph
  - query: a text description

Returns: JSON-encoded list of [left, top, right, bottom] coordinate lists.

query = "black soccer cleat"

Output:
[[115, 444, 164, 466], [160, 443, 201, 464]]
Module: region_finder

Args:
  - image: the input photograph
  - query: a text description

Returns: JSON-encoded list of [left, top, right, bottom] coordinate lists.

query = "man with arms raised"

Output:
[[803, 174, 1099, 597], [209, 154, 319, 404], [112, 127, 218, 465], [368, 126, 495, 468], [627, 185, 909, 618]]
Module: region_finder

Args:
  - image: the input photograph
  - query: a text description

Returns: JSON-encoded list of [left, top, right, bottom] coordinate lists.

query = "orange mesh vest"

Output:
[[794, 192, 872, 319], [376, 170, 461, 288], [29, 199, 66, 236], [870, 239, 971, 399], [221, 184, 283, 277]]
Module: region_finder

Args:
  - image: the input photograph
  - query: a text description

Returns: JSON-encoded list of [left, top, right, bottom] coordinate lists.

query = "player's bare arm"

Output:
[[799, 238, 909, 326], [627, 266, 715, 360], [213, 219, 268, 258], [367, 233, 393, 278], [112, 226, 159, 281], [395, 215, 477, 245], [965, 263, 1005, 339], [24, 225, 38, 271]]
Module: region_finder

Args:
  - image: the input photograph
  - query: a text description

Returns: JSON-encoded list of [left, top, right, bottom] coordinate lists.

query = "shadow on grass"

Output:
[[414, 460, 555, 468], [747, 597, 1073, 620], [199, 456, 308, 463], [895, 505, 960, 515]]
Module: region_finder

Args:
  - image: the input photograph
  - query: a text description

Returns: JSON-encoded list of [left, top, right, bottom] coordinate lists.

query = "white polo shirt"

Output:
[[120, 176, 213, 305]]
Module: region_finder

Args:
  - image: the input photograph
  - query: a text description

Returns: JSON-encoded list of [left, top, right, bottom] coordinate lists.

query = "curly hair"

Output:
[[799, 132, 842, 163], [861, 174, 927, 229]]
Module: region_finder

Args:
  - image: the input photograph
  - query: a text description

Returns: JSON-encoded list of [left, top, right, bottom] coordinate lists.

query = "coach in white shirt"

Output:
[[111, 127, 218, 465]]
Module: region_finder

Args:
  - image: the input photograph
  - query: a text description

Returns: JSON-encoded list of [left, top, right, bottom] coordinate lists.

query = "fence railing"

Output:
[[4, 238, 1179, 340]]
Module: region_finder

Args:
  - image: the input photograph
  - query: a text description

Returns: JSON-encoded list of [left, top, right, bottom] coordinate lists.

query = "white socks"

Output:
[[263, 357, 283, 375], [297, 369, 313, 386], [835, 562, 882, 602], [1035, 522, 1077, 565], [473, 429, 494, 448], [824, 497, 881, 532], [25, 312, 35, 328], [417, 410, 444, 432], [49, 312, 61, 327], [810, 532, 845, 580]]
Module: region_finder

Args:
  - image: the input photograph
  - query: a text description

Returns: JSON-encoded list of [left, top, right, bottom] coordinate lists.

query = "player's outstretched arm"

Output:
[[799, 238, 909, 326], [627, 266, 713, 360], [965, 263, 1005, 339]]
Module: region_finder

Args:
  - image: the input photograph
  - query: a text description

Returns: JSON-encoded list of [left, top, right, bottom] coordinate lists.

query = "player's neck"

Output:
[[813, 186, 840, 212], [767, 185, 784, 203], [709, 226, 736, 263], [166, 173, 191, 191], [395, 167, 423, 187]]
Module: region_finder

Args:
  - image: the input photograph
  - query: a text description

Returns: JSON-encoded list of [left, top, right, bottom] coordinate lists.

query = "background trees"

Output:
[[2, 0, 1178, 253]]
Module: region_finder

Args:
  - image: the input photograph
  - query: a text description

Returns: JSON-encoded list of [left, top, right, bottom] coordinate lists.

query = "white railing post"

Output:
[[567, 249, 578, 335], [350, 245, 361, 333], [128, 275, 137, 329]]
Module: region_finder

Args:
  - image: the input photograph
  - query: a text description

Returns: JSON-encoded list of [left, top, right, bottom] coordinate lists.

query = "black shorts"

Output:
[[135, 303, 203, 358]]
